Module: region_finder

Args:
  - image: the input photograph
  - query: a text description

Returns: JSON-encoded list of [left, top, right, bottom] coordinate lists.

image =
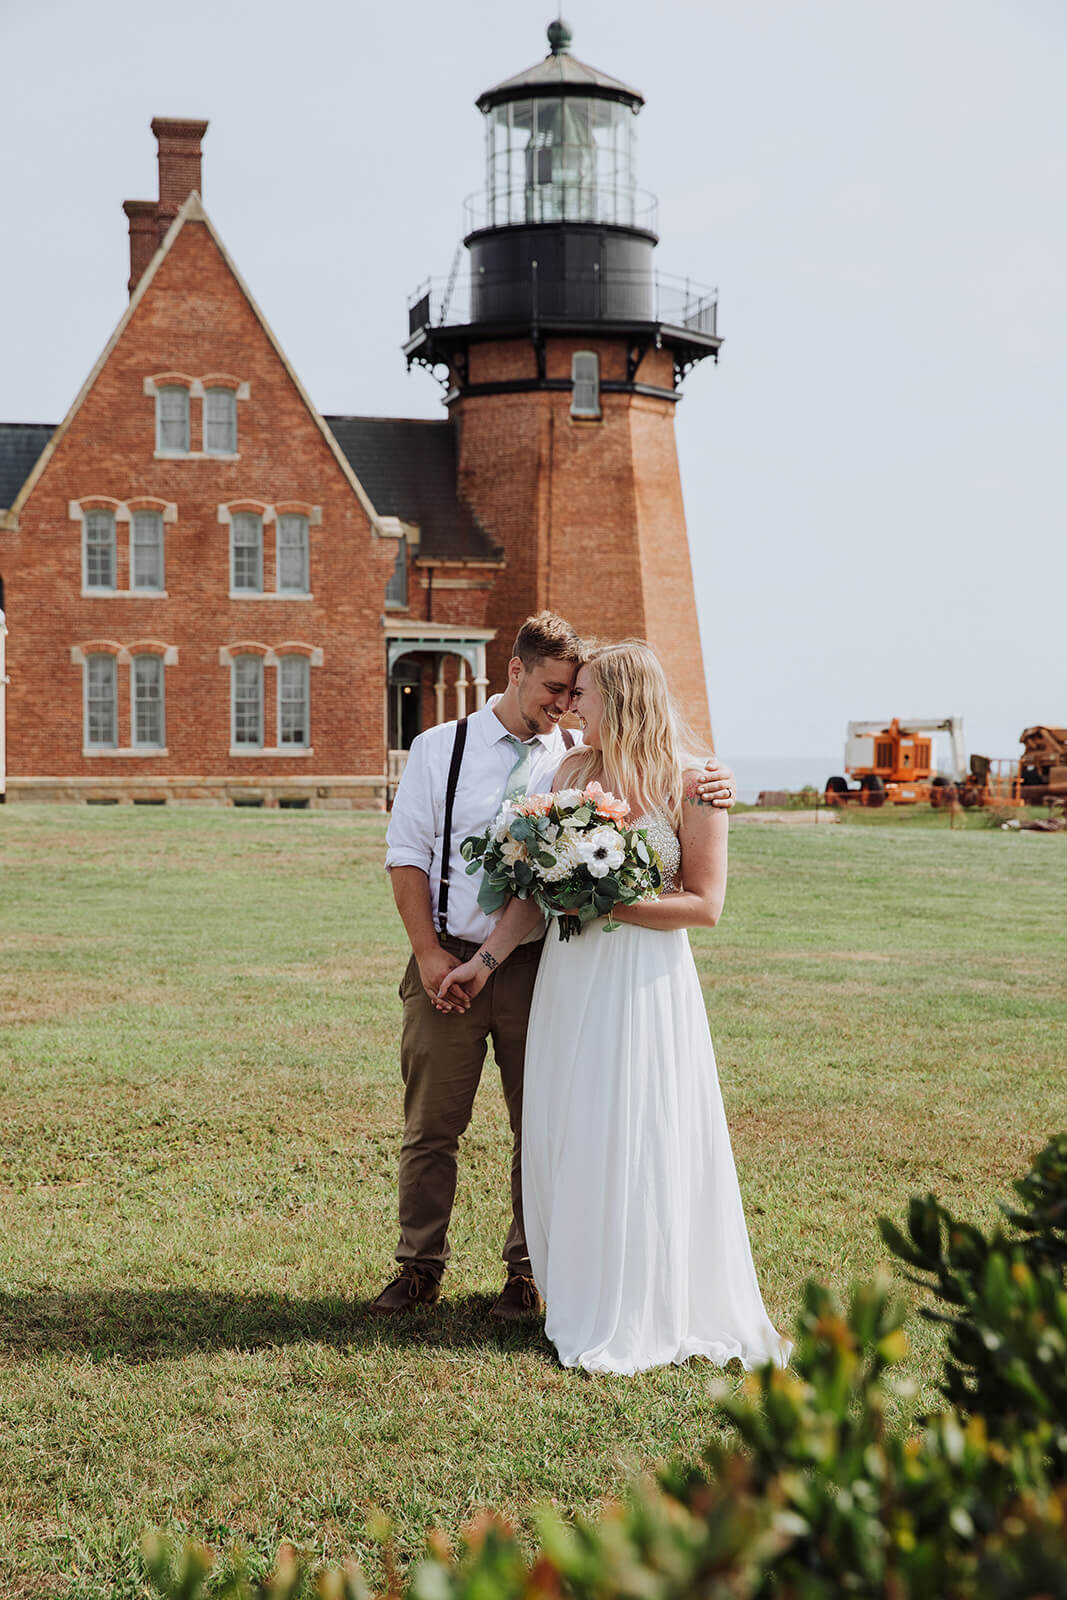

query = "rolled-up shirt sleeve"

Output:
[[384, 733, 438, 875]]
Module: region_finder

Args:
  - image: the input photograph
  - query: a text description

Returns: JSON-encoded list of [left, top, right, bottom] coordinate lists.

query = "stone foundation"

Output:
[[3, 774, 388, 808]]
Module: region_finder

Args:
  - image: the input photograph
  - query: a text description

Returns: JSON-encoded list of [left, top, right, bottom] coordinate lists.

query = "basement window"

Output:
[[570, 351, 601, 418]]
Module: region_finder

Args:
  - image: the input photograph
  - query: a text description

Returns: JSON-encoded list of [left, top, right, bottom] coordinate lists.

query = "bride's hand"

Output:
[[436, 957, 490, 1010]]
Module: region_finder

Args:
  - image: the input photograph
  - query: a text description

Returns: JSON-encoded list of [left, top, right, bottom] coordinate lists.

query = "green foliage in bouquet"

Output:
[[461, 788, 662, 939], [144, 1134, 1067, 1600]]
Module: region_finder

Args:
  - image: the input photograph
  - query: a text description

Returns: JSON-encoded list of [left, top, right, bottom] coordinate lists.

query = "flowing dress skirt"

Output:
[[522, 922, 792, 1376]]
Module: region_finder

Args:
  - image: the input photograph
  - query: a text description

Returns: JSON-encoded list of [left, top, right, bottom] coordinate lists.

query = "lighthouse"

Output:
[[404, 21, 720, 743]]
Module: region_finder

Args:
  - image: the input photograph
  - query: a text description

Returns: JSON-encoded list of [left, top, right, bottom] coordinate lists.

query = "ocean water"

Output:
[[728, 755, 840, 806]]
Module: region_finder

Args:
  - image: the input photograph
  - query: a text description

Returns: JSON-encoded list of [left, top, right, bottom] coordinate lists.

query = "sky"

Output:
[[2, 0, 1064, 776]]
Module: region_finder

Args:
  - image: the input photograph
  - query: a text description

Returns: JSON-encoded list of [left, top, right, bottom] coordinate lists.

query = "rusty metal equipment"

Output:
[[1019, 726, 1067, 802]]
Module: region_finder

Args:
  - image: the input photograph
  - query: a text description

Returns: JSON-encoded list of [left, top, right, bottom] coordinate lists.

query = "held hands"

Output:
[[435, 956, 490, 1012], [696, 757, 736, 808], [416, 947, 469, 1013]]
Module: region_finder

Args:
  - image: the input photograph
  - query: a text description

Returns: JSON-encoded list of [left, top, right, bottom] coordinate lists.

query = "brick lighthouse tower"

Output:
[[405, 21, 721, 743]]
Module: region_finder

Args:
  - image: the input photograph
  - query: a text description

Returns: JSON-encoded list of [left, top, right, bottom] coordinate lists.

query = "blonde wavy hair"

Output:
[[559, 640, 706, 829]]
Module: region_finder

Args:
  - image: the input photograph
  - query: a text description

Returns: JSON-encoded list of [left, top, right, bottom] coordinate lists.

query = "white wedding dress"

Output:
[[521, 814, 792, 1376]]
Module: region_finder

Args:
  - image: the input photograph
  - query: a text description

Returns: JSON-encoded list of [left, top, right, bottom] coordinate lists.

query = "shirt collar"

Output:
[[480, 693, 560, 751]]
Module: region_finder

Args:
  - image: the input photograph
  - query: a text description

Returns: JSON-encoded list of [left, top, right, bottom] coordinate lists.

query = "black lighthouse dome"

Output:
[[405, 22, 720, 394]]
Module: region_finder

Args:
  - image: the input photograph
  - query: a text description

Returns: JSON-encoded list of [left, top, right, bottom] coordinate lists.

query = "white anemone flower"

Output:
[[576, 826, 626, 879]]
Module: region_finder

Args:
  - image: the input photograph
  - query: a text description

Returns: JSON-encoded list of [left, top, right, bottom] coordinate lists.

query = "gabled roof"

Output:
[[1, 193, 385, 535], [325, 417, 503, 564], [0, 424, 55, 512]]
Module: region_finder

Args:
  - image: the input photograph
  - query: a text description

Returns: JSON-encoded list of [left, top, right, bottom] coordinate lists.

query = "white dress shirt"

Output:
[[385, 696, 581, 945]]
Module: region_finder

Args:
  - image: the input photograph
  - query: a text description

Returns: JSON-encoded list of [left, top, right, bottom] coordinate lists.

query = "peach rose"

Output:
[[516, 793, 553, 817], [582, 781, 630, 825]]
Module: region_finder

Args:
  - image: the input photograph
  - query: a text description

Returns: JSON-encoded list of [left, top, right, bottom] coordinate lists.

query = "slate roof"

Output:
[[0, 423, 55, 511], [324, 416, 503, 564]]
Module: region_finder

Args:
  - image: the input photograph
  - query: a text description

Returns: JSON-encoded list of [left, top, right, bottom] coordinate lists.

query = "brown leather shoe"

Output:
[[369, 1263, 441, 1314], [488, 1271, 543, 1322]]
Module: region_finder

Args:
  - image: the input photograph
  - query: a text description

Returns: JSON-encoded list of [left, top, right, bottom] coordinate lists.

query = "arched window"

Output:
[[204, 386, 237, 455], [85, 654, 118, 748], [571, 351, 601, 418], [156, 385, 190, 453], [131, 654, 165, 748], [232, 654, 264, 748]]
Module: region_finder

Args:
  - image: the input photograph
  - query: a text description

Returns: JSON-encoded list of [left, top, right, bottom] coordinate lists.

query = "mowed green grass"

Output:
[[0, 805, 1064, 1598]]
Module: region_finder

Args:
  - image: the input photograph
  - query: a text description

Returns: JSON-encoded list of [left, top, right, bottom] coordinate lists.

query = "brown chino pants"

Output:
[[396, 933, 545, 1277]]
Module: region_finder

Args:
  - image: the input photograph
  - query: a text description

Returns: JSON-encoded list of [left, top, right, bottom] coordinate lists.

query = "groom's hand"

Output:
[[695, 757, 737, 809], [416, 946, 467, 1011]]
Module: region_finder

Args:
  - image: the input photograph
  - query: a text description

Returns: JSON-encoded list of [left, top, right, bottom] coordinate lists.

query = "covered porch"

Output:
[[385, 622, 497, 795]]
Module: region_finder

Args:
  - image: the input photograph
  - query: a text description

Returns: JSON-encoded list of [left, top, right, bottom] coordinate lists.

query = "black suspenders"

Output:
[[437, 716, 469, 939], [436, 718, 574, 940]]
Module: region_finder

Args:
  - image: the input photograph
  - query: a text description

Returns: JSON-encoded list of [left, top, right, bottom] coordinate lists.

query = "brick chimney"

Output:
[[152, 117, 209, 237], [122, 199, 158, 295], [122, 117, 209, 297]]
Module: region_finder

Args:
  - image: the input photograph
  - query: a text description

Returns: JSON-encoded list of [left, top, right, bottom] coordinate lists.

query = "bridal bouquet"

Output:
[[461, 782, 662, 940]]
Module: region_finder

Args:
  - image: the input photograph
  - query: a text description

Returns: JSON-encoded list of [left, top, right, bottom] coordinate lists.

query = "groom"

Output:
[[374, 612, 735, 1319]]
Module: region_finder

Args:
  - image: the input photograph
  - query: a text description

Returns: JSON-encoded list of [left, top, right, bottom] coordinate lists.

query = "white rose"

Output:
[[576, 826, 626, 879], [554, 788, 583, 809]]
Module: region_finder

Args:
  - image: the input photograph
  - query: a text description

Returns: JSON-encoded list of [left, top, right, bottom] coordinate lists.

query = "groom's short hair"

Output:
[[513, 612, 583, 670]]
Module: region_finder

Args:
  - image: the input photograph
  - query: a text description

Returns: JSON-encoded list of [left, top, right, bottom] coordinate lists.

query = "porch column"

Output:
[[433, 655, 447, 726], [473, 642, 488, 711], [455, 657, 469, 719]]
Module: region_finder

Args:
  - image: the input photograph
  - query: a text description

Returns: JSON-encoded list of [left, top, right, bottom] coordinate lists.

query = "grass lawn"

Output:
[[0, 804, 1064, 1598]]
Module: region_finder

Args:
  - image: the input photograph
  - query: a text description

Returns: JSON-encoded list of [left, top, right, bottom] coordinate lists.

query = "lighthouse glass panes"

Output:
[[486, 97, 636, 226]]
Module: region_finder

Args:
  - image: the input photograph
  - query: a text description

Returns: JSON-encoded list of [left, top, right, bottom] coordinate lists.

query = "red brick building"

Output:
[[0, 26, 720, 807]]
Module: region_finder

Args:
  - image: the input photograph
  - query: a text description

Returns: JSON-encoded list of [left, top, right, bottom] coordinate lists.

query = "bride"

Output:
[[439, 642, 791, 1376]]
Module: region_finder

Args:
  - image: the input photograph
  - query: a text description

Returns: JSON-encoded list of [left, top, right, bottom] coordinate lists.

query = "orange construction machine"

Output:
[[825, 717, 1022, 808]]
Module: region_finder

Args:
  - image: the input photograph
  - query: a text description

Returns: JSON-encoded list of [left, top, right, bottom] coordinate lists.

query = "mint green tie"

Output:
[[501, 734, 535, 803]]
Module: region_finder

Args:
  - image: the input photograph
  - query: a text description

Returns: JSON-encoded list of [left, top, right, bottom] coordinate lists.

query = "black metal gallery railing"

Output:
[[407, 267, 717, 339]]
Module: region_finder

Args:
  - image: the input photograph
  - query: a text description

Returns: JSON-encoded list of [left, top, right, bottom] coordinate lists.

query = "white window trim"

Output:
[[219, 504, 320, 596], [80, 505, 121, 594], [219, 645, 322, 756], [155, 384, 192, 456], [131, 654, 166, 750], [230, 653, 265, 751], [72, 643, 177, 755], [276, 513, 311, 596], [129, 509, 166, 595], [83, 653, 118, 752], [230, 512, 265, 596], [277, 654, 310, 750], [203, 387, 238, 456]]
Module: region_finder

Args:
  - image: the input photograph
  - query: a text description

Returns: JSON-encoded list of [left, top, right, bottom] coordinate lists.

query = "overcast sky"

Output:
[[2, 0, 1064, 770]]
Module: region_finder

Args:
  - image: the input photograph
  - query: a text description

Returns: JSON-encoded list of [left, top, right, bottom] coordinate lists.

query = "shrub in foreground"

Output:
[[145, 1135, 1067, 1599]]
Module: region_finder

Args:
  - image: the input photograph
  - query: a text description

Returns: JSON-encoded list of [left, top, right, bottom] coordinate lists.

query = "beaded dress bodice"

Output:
[[632, 812, 681, 893]]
